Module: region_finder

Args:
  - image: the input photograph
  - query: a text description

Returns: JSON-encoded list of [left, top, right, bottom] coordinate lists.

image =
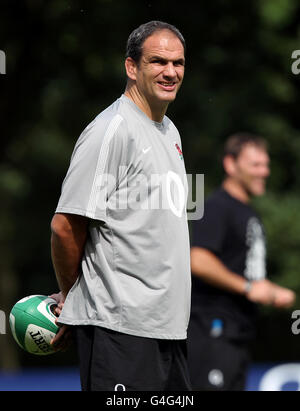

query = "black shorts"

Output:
[[73, 325, 191, 391], [187, 315, 250, 391]]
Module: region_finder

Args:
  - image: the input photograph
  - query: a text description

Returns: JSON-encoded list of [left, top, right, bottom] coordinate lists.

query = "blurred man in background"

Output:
[[50, 21, 191, 391], [187, 133, 295, 391]]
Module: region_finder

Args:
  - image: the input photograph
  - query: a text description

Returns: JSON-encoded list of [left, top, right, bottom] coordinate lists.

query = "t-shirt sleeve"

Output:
[[55, 113, 128, 221], [191, 195, 228, 255]]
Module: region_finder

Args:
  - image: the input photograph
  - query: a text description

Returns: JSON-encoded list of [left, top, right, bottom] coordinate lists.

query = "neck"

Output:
[[222, 178, 250, 204], [124, 83, 168, 123]]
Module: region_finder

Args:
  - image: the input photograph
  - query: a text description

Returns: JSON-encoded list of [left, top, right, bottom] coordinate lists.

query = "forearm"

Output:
[[190, 247, 296, 307], [51, 214, 88, 298], [51, 233, 81, 298], [190, 247, 247, 295]]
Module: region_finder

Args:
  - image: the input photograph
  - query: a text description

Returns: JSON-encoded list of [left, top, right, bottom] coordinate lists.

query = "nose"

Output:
[[163, 62, 177, 79]]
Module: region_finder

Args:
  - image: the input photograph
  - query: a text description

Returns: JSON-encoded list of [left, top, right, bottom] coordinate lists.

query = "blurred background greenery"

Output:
[[0, 0, 300, 369]]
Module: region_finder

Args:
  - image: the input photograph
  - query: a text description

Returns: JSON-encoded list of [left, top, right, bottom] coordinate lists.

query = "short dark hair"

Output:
[[126, 20, 186, 63], [223, 132, 268, 160]]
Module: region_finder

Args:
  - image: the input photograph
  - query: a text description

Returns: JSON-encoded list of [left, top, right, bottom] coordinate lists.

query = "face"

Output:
[[229, 144, 270, 197], [126, 29, 185, 108]]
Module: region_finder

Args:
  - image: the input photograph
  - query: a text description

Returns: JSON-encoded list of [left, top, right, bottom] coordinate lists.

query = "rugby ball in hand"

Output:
[[9, 295, 59, 355]]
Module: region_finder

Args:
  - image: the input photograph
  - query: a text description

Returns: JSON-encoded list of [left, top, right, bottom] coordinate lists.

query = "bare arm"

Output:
[[49, 213, 88, 350], [191, 247, 248, 295], [190, 247, 295, 307], [51, 213, 89, 299]]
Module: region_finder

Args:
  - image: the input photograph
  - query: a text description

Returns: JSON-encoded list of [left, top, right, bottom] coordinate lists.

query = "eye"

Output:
[[174, 60, 185, 67], [151, 59, 165, 65]]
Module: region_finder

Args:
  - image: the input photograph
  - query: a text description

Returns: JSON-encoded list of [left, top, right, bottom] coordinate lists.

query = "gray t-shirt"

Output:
[[56, 94, 191, 339]]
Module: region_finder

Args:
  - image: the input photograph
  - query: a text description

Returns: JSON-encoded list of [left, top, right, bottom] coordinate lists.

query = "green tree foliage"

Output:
[[0, 0, 299, 366]]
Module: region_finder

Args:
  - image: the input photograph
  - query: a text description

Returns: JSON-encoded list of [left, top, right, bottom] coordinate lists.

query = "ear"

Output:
[[223, 155, 237, 177], [125, 57, 138, 81]]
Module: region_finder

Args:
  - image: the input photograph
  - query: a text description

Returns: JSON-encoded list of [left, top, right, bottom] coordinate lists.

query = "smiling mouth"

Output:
[[157, 81, 177, 90]]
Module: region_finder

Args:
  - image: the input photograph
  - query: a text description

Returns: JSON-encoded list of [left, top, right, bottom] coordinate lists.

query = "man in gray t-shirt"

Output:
[[50, 21, 191, 391]]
